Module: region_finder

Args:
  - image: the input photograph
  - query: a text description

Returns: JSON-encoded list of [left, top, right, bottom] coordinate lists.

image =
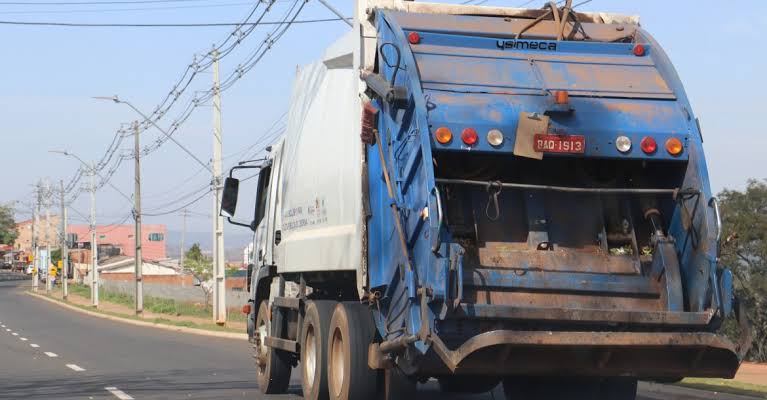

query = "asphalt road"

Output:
[[0, 279, 756, 400]]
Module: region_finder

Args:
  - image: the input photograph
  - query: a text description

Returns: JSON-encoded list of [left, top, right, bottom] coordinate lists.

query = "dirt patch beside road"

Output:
[[737, 363, 767, 386]]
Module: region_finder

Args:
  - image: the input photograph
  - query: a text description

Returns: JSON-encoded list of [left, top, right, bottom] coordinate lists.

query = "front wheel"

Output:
[[254, 302, 291, 394]]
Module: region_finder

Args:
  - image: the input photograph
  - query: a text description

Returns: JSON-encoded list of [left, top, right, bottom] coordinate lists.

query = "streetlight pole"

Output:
[[133, 121, 143, 316]]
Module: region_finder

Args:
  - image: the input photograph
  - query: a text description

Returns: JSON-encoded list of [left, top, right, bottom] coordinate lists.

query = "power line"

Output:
[[142, 189, 211, 216], [0, 17, 349, 27], [0, 2, 256, 15], [0, 0, 213, 4]]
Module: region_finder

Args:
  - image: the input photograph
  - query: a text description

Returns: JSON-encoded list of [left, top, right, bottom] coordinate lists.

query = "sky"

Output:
[[1, 0, 766, 248]]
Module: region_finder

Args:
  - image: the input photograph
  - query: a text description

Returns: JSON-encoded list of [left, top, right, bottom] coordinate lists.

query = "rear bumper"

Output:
[[427, 330, 740, 379]]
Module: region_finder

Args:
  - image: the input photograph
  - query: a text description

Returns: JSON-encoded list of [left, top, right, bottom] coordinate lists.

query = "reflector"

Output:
[[640, 136, 657, 154], [665, 137, 683, 156], [487, 129, 504, 146], [633, 44, 645, 56], [615, 135, 632, 153], [461, 128, 478, 145], [408, 32, 421, 45]]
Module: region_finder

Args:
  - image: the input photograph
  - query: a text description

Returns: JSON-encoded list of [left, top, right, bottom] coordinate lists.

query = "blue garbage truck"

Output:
[[220, 2, 749, 399]]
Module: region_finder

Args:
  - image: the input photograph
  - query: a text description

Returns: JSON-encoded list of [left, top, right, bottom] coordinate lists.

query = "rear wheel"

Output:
[[254, 302, 291, 394], [327, 302, 378, 400], [301, 300, 335, 400]]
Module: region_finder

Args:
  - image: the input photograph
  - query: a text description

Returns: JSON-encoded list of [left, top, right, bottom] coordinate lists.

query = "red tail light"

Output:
[[408, 32, 421, 45], [461, 128, 478, 145], [241, 303, 252, 315], [633, 44, 646, 56], [640, 136, 657, 154]]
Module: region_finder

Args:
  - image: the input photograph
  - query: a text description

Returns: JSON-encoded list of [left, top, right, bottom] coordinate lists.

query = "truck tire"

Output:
[[438, 376, 500, 393], [327, 302, 378, 400], [255, 302, 291, 394], [301, 300, 335, 400]]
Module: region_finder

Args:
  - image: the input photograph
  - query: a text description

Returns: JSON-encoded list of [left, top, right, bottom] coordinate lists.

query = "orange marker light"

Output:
[[408, 32, 421, 45], [554, 90, 569, 104], [242, 303, 252, 315], [435, 127, 452, 144], [665, 137, 683, 156], [461, 128, 478, 145]]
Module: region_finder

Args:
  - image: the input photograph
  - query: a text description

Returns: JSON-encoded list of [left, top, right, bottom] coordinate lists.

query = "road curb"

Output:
[[639, 381, 765, 400], [25, 290, 248, 341]]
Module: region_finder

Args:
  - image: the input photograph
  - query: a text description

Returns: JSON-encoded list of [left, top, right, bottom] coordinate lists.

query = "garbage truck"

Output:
[[220, 1, 750, 399]]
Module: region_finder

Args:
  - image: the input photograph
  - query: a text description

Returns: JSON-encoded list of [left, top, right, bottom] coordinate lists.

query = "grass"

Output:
[[676, 378, 767, 398], [61, 284, 246, 329]]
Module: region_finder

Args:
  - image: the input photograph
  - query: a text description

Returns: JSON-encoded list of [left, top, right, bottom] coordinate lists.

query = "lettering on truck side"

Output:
[[496, 40, 558, 51]]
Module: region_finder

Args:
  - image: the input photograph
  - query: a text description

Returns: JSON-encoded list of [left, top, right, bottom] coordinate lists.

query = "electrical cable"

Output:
[[142, 189, 211, 216], [0, 17, 349, 27], [0, 2, 256, 15]]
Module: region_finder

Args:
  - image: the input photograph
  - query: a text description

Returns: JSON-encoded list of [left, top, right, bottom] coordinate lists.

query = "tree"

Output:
[[0, 205, 18, 245], [718, 179, 767, 361], [185, 243, 213, 308]]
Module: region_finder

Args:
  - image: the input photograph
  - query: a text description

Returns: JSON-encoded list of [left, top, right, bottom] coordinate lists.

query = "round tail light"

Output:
[[633, 44, 645, 56], [435, 127, 452, 144], [487, 129, 504, 147], [461, 128, 478, 146], [615, 135, 632, 153], [665, 137, 683, 156], [408, 32, 421, 44], [640, 136, 657, 154]]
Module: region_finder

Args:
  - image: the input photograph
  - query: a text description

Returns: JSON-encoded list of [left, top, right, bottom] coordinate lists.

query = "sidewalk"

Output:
[[37, 284, 246, 334]]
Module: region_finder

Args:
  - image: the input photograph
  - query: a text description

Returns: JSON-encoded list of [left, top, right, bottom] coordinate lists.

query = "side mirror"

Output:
[[220, 177, 240, 218]]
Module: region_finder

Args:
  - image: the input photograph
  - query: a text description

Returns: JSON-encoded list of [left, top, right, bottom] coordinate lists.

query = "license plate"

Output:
[[533, 134, 585, 154]]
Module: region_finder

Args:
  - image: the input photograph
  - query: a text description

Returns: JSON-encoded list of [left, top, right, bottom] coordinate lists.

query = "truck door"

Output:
[[252, 141, 284, 268]]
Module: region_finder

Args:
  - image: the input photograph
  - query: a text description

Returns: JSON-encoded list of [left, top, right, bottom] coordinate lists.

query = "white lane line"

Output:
[[30, 343, 39, 348], [4, 328, 10, 332], [20, 337, 27, 341], [11, 332, 18, 336], [104, 387, 134, 400], [66, 364, 86, 372], [44, 352, 58, 358]]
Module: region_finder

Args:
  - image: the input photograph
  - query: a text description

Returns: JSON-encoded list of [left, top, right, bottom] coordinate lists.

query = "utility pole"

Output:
[[212, 48, 226, 325], [60, 180, 68, 300], [45, 180, 52, 294], [134, 120, 143, 316], [90, 163, 99, 307], [32, 184, 40, 291], [180, 208, 187, 270]]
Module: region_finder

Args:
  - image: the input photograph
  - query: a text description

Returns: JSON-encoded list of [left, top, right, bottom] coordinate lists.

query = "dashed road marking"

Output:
[[30, 343, 40, 348], [66, 364, 85, 372], [44, 352, 58, 358], [11, 332, 18, 336], [20, 337, 27, 341], [105, 387, 134, 400], [4, 328, 10, 332]]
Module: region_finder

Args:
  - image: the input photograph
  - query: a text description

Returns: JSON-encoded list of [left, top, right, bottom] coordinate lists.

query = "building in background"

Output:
[[14, 215, 61, 252], [68, 224, 167, 261]]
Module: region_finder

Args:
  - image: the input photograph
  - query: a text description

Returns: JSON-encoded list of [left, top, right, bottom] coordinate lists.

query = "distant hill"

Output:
[[165, 229, 253, 263]]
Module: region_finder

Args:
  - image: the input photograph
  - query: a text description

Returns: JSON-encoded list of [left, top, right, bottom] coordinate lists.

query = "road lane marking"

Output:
[[105, 387, 134, 400], [30, 343, 39, 348], [12, 332, 18, 336], [20, 337, 27, 341], [66, 364, 85, 372], [5, 328, 10, 332], [44, 352, 58, 358]]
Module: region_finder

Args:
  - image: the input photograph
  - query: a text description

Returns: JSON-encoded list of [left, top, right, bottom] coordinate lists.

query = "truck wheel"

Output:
[[379, 367, 417, 400], [327, 302, 378, 400], [255, 302, 291, 394], [438, 376, 500, 393], [301, 300, 335, 400], [599, 378, 637, 400]]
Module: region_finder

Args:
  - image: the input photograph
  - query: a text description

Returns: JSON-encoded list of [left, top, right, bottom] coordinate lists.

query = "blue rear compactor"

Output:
[[364, 6, 746, 389]]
